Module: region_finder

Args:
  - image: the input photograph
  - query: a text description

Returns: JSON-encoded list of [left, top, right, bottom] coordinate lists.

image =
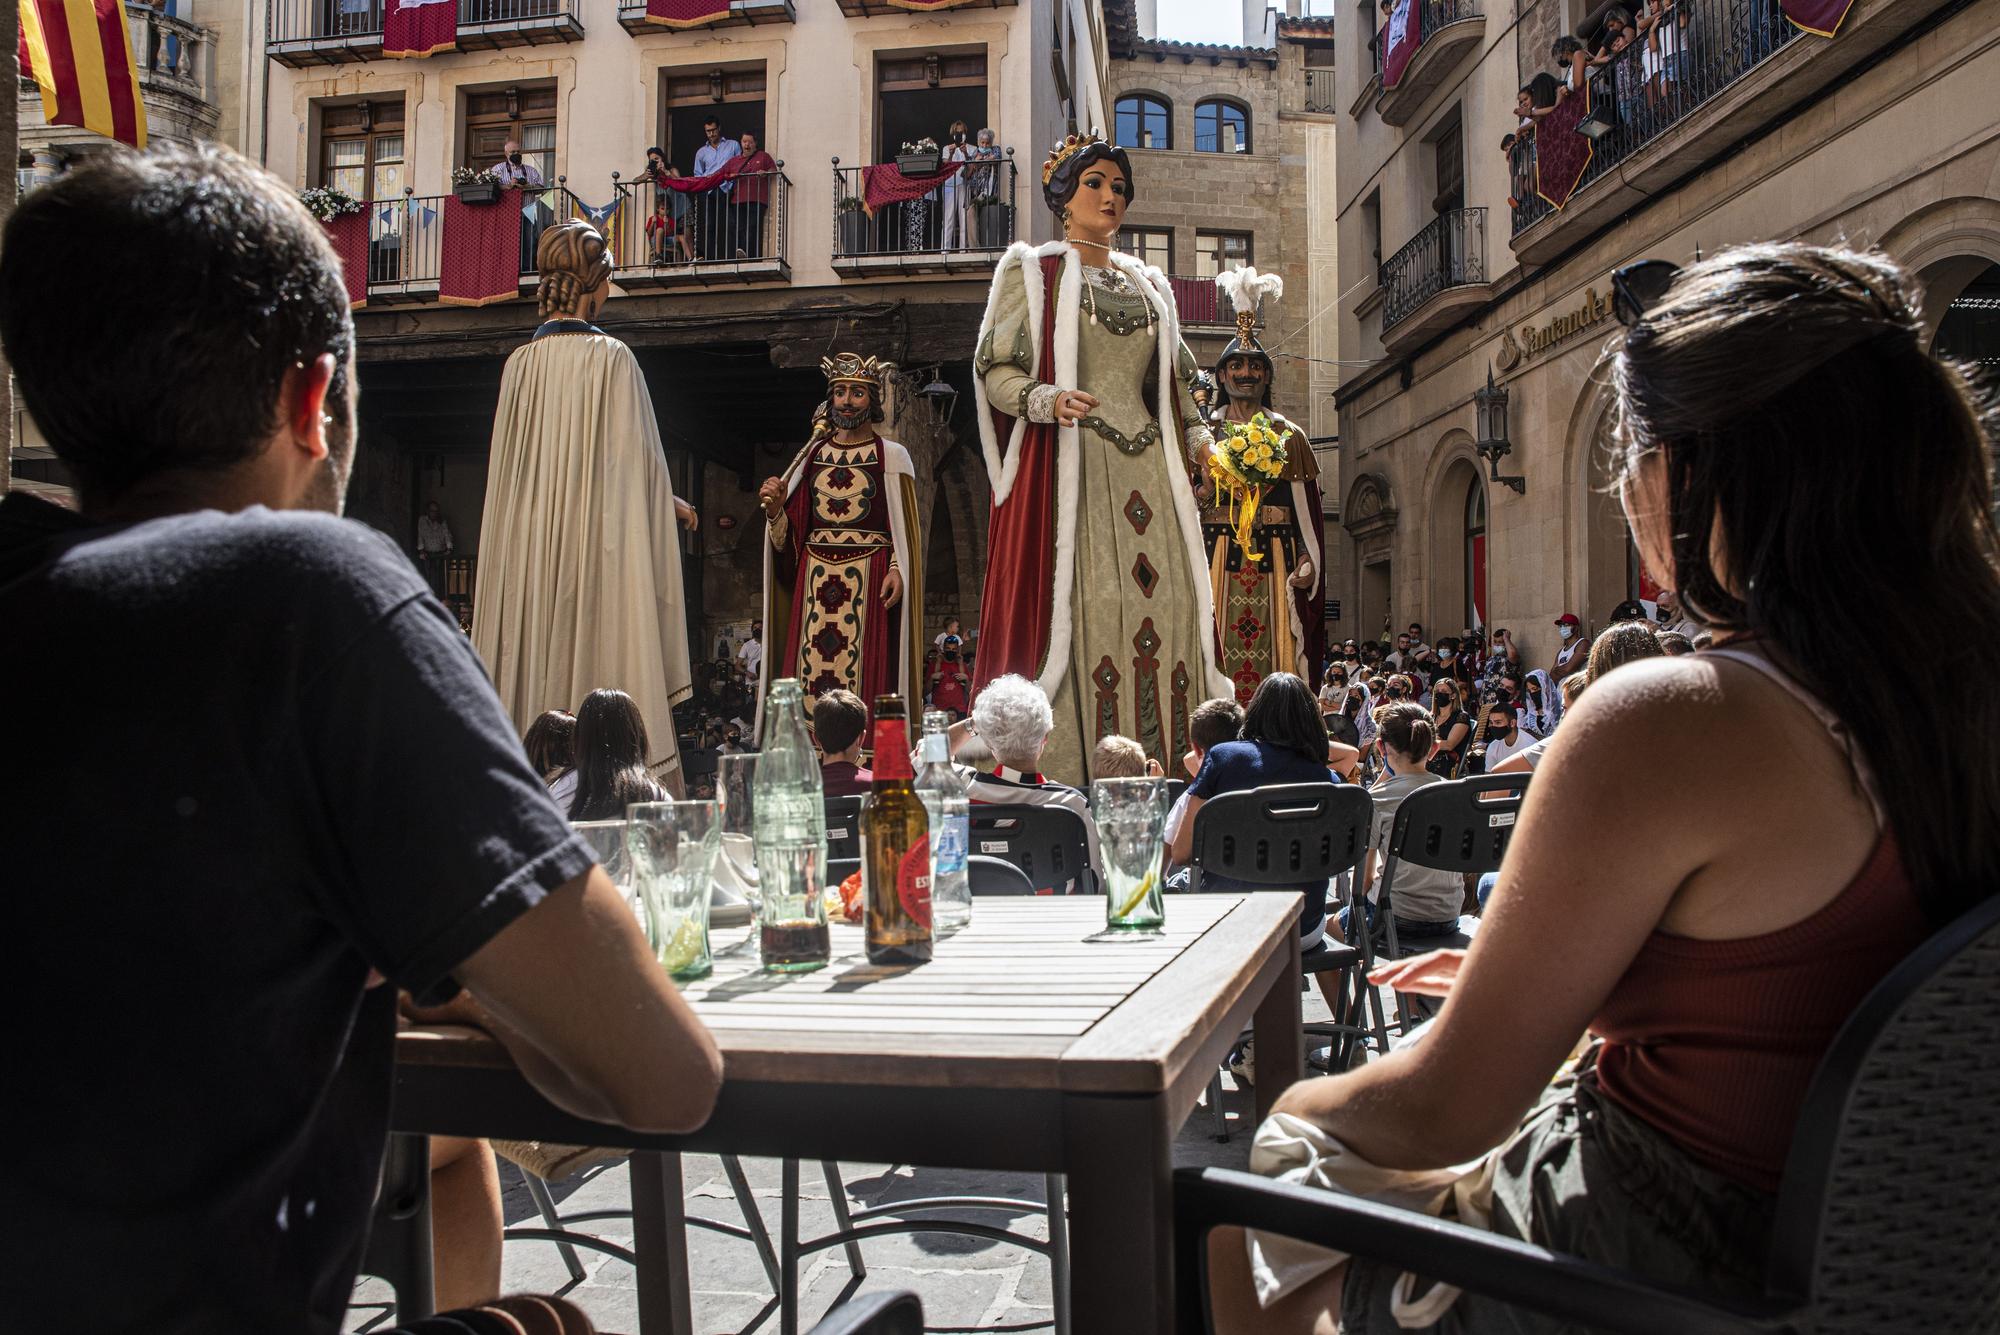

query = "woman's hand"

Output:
[[1053, 389, 1100, 425], [675, 497, 699, 531], [1368, 948, 1466, 998]]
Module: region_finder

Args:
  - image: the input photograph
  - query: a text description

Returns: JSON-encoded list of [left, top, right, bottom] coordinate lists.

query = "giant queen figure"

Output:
[[472, 220, 697, 784], [1204, 268, 1325, 699], [755, 354, 922, 723], [972, 132, 1231, 783]]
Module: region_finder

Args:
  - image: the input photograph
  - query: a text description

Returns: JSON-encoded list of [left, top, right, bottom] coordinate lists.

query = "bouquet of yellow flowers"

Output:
[[1208, 411, 1291, 563]]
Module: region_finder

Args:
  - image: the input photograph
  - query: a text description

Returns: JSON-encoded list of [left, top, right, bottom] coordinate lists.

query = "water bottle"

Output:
[[917, 709, 972, 931], [753, 679, 830, 971]]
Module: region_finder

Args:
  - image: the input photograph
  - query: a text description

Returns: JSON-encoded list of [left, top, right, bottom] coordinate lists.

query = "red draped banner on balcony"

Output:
[[1779, 0, 1853, 35], [881, 0, 984, 8], [860, 162, 965, 217], [324, 212, 370, 309], [645, 0, 730, 26], [384, 0, 456, 57], [1380, 0, 1419, 90], [1533, 87, 1594, 211], [440, 197, 521, 307]]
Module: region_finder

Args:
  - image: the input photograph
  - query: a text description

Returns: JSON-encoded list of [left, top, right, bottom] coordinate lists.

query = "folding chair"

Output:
[[1367, 772, 1530, 1034], [825, 793, 864, 883], [1187, 782, 1374, 1138], [969, 802, 1096, 895], [809, 1290, 923, 1335]]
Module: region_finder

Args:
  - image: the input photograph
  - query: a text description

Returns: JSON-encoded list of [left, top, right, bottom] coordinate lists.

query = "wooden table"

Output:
[[393, 892, 1303, 1335]]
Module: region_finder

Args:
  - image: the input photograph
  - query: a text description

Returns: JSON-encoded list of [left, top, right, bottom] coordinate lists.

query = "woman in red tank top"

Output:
[[1203, 243, 2000, 1334]]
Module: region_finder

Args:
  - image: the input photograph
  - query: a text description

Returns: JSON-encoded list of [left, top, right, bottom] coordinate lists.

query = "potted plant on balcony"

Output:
[[299, 185, 363, 223], [451, 166, 503, 205], [971, 192, 1010, 249], [896, 137, 941, 176], [836, 194, 871, 257]]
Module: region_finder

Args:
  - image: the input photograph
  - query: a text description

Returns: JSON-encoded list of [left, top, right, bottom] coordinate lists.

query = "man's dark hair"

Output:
[[703, 115, 721, 128], [1241, 672, 1327, 762], [0, 144, 354, 501], [813, 689, 868, 756], [1189, 697, 1245, 754], [1488, 701, 1519, 725]]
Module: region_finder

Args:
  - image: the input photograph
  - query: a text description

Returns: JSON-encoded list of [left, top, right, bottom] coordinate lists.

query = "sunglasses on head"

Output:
[[1613, 259, 1679, 328]]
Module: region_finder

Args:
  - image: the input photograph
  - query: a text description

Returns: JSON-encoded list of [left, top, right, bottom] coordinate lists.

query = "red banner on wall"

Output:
[[1533, 87, 1594, 210], [324, 211, 370, 309], [1779, 0, 1853, 35], [440, 196, 521, 307], [1380, 0, 1419, 90], [645, 0, 730, 26], [383, 0, 455, 56]]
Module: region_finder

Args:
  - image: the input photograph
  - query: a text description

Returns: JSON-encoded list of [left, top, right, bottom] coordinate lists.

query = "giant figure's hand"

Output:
[[883, 566, 904, 609], [675, 498, 699, 531], [757, 477, 787, 517], [1052, 389, 1100, 426], [1290, 559, 1315, 590]]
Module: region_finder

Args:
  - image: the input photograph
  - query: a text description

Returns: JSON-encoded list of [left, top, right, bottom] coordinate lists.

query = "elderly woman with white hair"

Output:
[[956, 673, 1102, 888]]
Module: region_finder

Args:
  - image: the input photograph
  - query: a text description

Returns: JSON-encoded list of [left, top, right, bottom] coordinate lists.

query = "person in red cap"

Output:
[[1552, 611, 1587, 676]]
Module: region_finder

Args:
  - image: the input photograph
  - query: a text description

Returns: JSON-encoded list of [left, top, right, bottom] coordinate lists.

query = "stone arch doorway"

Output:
[[1929, 261, 2000, 369], [1343, 472, 1397, 641], [1427, 454, 1486, 638]]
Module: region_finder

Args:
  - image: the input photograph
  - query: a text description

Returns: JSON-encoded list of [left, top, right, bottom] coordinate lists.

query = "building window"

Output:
[[1114, 94, 1172, 150], [664, 65, 767, 175], [1362, 189, 1382, 282], [1464, 476, 1487, 632], [463, 84, 557, 182], [1195, 230, 1251, 278], [877, 49, 988, 161], [1194, 99, 1250, 153], [319, 99, 405, 202], [1118, 226, 1172, 271]]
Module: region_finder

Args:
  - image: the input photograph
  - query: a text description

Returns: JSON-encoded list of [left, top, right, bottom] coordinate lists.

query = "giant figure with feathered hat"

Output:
[[1201, 268, 1326, 699]]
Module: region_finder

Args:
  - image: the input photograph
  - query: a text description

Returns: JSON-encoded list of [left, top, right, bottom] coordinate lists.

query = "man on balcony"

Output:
[[731, 131, 777, 260], [692, 116, 740, 261], [492, 139, 546, 272]]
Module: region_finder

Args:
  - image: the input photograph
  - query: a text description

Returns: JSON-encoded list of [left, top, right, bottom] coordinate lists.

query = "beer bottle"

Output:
[[862, 696, 933, 965]]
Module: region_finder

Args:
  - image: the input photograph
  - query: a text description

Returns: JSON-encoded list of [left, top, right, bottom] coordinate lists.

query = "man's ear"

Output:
[[281, 354, 338, 464]]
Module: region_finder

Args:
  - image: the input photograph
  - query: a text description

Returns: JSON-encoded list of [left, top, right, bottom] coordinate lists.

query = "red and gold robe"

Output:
[[1205, 409, 1326, 702]]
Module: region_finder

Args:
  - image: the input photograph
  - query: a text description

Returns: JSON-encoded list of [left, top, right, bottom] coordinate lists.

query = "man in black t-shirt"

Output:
[[0, 144, 722, 1334]]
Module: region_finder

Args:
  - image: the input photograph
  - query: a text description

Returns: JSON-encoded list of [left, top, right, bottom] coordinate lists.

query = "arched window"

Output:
[[1195, 99, 1251, 154], [1463, 475, 1487, 632], [1114, 94, 1172, 150]]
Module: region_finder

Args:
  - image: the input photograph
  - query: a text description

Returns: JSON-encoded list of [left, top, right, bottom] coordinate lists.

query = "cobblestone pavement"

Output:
[[348, 995, 1336, 1333]]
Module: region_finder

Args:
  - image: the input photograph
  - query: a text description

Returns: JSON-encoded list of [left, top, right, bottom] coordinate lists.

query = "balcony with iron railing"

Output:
[[21, 5, 218, 144], [1379, 207, 1488, 349], [1170, 277, 1260, 332], [1373, 0, 1483, 125], [266, 0, 582, 67], [609, 168, 791, 287], [357, 184, 581, 301], [1506, 0, 1947, 261], [830, 155, 1018, 277], [1303, 67, 1338, 114], [614, 0, 793, 34]]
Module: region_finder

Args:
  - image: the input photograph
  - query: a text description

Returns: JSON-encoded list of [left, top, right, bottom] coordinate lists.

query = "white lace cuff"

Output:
[[1025, 382, 1064, 425], [1185, 422, 1216, 465]]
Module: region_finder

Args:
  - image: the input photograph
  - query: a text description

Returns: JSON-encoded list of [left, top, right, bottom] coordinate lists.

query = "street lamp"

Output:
[[1473, 367, 1526, 494], [919, 368, 959, 427]]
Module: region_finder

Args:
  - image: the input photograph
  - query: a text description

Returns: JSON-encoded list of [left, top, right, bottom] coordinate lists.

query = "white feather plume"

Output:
[[1213, 265, 1284, 314]]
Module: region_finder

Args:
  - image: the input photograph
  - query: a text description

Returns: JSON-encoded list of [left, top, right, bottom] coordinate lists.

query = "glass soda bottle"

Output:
[[753, 679, 831, 971], [862, 696, 933, 965], [916, 709, 971, 932]]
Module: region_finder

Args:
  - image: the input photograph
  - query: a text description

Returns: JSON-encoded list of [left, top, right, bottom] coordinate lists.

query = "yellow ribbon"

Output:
[[1207, 452, 1267, 565]]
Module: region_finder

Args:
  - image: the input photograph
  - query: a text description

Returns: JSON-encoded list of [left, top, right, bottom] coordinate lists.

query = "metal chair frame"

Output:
[[1175, 891, 2000, 1335]]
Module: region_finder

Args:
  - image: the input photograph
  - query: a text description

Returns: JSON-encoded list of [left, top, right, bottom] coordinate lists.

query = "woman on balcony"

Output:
[[969, 132, 1231, 784]]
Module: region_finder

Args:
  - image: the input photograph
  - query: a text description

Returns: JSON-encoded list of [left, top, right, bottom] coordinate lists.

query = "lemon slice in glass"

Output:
[[659, 915, 706, 974], [1114, 870, 1158, 920]]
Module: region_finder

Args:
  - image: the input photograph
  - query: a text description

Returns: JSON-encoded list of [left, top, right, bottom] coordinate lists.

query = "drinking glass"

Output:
[[573, 818, 648, 946], [1091, 777, 1167, 931], [627, 800, 723, 981], [716, 753, 760, 903]]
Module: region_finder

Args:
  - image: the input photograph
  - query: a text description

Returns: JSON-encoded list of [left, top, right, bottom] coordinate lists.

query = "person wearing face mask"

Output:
[[491, 138, 547, 272], [1425, 677, 1473, 777], [1552, 611, 1588, 675], [968, 130, 1228, 782], [1520, 667, 1562, 737], [939, 120, 975, 252]]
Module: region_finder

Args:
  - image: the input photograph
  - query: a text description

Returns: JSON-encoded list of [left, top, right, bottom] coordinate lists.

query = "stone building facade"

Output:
[[1329, 0, 2000, 669]]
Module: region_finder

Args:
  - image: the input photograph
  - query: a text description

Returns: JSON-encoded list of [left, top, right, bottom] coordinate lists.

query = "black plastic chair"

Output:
[[1174, 890, 2000, 1335], [1365, 772, 1530, 1038], [1187, 782, 1373, 1139], [808, 1289, 923, 1335], [967, 852, 1037, 895], [969, 802, 1096, 895], [824, 794, 865, 865]]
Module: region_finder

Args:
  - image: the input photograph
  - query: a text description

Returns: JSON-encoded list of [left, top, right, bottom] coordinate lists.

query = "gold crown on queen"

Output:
[[822, 352, 893, 391], [1042, 130, 1112, 185]]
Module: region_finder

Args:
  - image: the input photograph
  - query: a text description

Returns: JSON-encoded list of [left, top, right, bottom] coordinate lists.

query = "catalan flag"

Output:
[[17, 0, 148, 149]]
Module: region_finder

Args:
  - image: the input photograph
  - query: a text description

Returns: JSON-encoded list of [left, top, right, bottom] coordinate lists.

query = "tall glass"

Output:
[[573, 818, 647, 946], [716, 753, 760, 905], [1091, 777, 1167, 931], [627, 799, 723, 982]]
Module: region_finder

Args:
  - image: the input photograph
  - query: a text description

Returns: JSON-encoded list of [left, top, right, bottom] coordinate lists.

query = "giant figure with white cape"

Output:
[[472, 220, 697, 784]]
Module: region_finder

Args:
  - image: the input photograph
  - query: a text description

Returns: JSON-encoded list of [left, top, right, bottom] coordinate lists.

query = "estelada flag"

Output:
[[17, 0, 147, 149], [645, 0, 730, 26], [384, 0, 455, 57], [1380, 0, 1419, 90], [1780, 0, 1853, 36]]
